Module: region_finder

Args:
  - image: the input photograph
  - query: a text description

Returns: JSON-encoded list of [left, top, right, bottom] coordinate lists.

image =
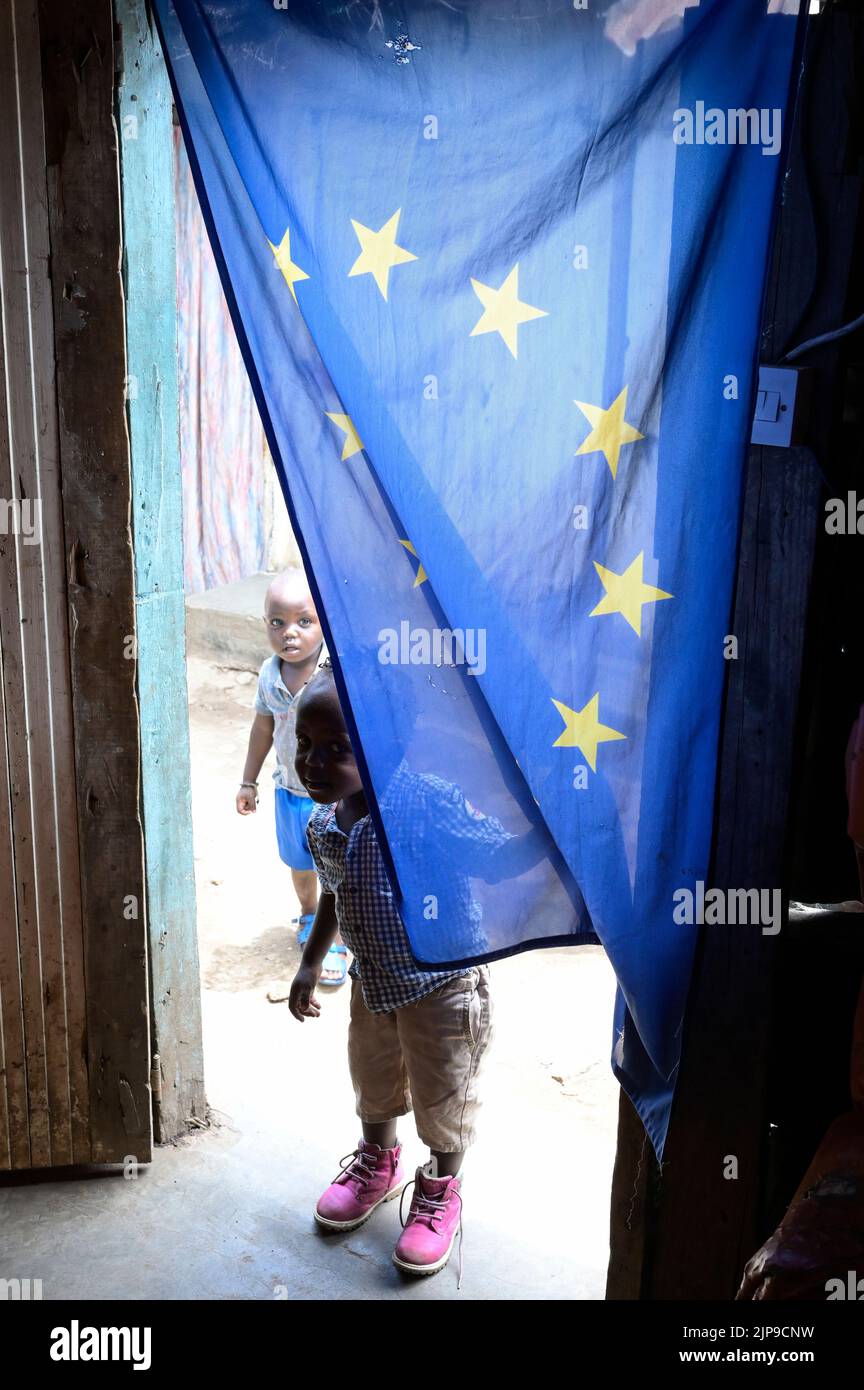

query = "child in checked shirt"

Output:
[[289, 662, 542, 1283]]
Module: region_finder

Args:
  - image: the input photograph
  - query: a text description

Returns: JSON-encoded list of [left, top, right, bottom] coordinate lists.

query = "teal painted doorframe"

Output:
[[116, 0, 206, 1141]]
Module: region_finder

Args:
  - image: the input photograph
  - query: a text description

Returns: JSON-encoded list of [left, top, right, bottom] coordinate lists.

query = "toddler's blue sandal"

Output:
[[320, 943, 348, 988], [294, 913, 315, 946]]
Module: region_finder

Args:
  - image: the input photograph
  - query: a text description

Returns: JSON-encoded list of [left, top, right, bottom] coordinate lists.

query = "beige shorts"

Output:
[[347, 965, 493, 1153]]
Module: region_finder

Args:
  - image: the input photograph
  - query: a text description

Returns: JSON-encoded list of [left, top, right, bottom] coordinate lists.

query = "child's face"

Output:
[[295, 686, 364, 804], [264, 576, 322, 664]]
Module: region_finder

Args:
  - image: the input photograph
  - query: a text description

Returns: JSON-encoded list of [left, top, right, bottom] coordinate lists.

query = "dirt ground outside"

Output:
[[188, 654, 621, 1298]]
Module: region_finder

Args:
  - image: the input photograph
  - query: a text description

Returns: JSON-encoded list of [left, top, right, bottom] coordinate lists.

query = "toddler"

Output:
[[236, 568, 345, 985], [288, 663, 499, 1282]]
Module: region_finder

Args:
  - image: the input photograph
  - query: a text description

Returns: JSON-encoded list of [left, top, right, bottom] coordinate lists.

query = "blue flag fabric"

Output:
[[154, 0, 803, 1157]]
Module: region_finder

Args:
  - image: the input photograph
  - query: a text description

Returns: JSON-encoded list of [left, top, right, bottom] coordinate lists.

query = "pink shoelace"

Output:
[[400, 1178, 464, 1290], [332, 1146, 384, 1194]]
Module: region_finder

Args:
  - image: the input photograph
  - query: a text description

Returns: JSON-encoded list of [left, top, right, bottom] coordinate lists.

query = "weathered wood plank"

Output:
[[0, 0, 93, 1169], [0, 254, 31, 1173], [0, 639, 28, 1169], [17, 0, 91, 1168], [38, 0, 152, 1164], [645, 441, 824, 1301], [0, 0, 32, 1169], [0, 0, 52, 1170], [116, 0, 206, 1143], [605, 1090, 653, 1300]]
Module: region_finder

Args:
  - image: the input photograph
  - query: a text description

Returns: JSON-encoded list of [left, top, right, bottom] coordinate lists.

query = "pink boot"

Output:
[[315, 1139, 406, 1231], [393, 1168, 464, 1284]]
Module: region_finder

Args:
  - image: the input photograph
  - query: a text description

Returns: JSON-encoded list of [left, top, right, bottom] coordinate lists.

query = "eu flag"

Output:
[[155, 0, 803, 1155]]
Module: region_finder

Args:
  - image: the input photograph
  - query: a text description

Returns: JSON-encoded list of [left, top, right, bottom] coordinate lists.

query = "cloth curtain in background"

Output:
[[175, 128, 269, 593]]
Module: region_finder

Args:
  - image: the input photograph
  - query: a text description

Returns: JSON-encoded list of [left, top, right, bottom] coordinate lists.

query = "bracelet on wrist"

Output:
[[240, 781, 259, 789]]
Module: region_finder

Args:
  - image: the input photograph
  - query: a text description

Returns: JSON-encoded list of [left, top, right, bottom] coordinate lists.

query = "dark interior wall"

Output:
[[608, 3, 864, 1299], [762, 3, 864, 1248], [765, 915, 864, 1239], [785, 10, 864, 908]]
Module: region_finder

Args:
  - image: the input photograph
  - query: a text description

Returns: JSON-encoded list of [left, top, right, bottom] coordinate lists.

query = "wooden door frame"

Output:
[[33, 0, 153, 1164], [114, 0, 206, 1143]]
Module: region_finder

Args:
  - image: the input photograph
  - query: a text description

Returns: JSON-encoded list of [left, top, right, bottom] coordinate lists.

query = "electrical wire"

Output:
[[780, 309, 864, 362]]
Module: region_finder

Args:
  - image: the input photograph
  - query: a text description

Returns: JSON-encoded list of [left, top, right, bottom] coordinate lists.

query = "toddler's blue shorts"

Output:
[[274, 787, 316, 871]]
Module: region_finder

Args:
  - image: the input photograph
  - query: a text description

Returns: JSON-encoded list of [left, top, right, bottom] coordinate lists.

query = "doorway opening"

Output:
[[173, 130, 621, 1299]]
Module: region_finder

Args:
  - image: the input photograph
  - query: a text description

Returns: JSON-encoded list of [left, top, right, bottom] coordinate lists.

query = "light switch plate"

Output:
[[750, 365, 812, 447]]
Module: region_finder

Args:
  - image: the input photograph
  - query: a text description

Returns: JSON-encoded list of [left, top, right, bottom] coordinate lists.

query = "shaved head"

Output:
[[265, 566, 312, 614], [262, 566, 323, 672]]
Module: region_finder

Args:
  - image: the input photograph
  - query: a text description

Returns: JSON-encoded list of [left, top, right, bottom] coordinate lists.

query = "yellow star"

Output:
[[267, 227, 309, 304], [348, 210, 417, 300], [470, 264, 548, 358], [551, 694, 626, 773], [574, 386, 644, 479], [590, 552, 673, 637], [399, 539, 428, 586], [325, 412, 364, 461]]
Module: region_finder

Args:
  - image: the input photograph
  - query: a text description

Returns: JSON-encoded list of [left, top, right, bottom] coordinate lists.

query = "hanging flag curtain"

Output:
[[154, 0, 804, 1157]]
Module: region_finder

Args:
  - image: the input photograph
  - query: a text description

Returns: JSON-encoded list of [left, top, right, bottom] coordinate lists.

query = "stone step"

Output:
[[185, 572, 273, 673]]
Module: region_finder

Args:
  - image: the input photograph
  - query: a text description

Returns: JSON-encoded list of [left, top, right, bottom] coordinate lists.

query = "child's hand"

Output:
[[289, 964, 322, 1022], [236, 786, 258, 815]]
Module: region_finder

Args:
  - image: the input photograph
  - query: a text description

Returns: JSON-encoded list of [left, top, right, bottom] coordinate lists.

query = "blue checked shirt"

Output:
[[306, 763, 524, 1013]]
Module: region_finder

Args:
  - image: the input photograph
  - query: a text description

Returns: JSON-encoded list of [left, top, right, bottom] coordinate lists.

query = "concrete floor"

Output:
[[0, 656, 620, 1301]]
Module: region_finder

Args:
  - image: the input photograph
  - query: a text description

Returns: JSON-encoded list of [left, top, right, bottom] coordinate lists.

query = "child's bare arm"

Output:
[[236, 712, 274, 813], [289, 892, 339, 1021]]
